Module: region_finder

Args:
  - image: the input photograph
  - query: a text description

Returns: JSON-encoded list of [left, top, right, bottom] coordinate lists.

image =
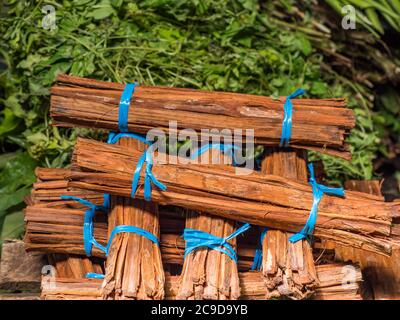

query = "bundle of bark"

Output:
[[50, 74, 355, 159], [25, 167, 364, 300], [25, 168, 105, 283], [176, 211, 242, 300], [101, 138, 164, 300], [40, 263, 362, 300], [25, 164, 165, 300], [67, 138, 400, 255], [324, 180, 400, 300], [24, 193, 253, 269], [28, 167, 102, 205], [258, 149, 318, 300]]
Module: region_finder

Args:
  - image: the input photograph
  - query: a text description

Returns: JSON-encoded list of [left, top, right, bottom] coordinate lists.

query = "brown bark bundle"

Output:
[[24, 204, 252, 270], [260, 230, 318, 299], [27, 168, 104, 282], [68, 138, 400, 254], [40, 263, 362, 300], [100, 138, 164, 300], [176, 151, 242, 300], [50, 74, 355, 159], [260, 149, 318, 299], [24, 167, 107, 256], [24, 204, 108, 257], [176, 212, 241, 300], [31, 167, 102, 204], [329, 180, 400, 300], [27, 164, 165, 299]]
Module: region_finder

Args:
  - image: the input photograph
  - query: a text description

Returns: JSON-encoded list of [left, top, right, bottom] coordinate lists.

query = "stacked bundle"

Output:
[[23, 74, 400, 300]]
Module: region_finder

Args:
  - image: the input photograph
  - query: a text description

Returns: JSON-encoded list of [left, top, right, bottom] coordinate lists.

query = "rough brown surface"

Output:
[[0, 239, 46, 291]]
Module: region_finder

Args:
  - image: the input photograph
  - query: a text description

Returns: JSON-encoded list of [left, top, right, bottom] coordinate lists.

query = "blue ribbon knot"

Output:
[[106, 131, 166, 201], [289, 163, 345, 243], [184, 223, 251, 262], [279, 88, 306, 147]]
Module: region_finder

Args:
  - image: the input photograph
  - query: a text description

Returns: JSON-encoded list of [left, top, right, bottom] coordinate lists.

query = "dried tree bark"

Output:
[[50, 74, 355, 159], [176, 212, 241, 300], [48, 254, 104, 279], [176, 151, 242, 300], [68, 138, 400, 254], [100, 138, 165, 300], [329, 180, 400, 300], [41, 263, 362, 300], [260, 148, 318, 299]]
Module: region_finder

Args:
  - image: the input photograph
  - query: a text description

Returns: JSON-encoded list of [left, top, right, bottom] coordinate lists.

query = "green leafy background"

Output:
[[0, 0, 399, 243]]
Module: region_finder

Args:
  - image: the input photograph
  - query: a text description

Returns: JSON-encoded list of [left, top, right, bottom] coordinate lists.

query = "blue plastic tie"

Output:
[[183, 223, 251, 262], [130, 145, 167, 201], [107, 132, 149, 145], [289, 163, 345, 243], [191, 142, 240, 166], [84, 225, 159, 279], [106, 131, 166, 201], [279, 88, 306, 147], [61, 196, 160, 279], [85, 225, 159, 279], [118, 83, 137, 132], [102, 193, 110, 212], [60, 195, 107, 256], [251, 228, 267, 271], [102, 132, 150, 207], [86, 273, 105, 280], [105, 225, 159, 254]]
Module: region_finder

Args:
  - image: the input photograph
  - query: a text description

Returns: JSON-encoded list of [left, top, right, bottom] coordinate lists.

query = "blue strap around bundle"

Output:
[[251, 228, 267, 271], [60, 196, 160, 279], [105, 225, 159, 254], [85, 225, 159, 279], [289, 163, 345, 243], [118, 83, 137, 132], [191, 142, 240, 165], [60, 195, 107, 256], [183, 223, 251, 262], [107, 132, 148, 145], [279, 88, 306, 147], [102, 193, 110, 212]]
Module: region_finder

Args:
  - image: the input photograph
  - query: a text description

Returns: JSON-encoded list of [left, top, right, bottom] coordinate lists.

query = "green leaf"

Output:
[[0, 152, 37, 212], [87, 1, 115, 20], [16, 54, 43, 71], [294, 34, 312, 56], [0, 187, 31, 213], [1, 211, 25, 241], [0, 108, 21, 137]]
